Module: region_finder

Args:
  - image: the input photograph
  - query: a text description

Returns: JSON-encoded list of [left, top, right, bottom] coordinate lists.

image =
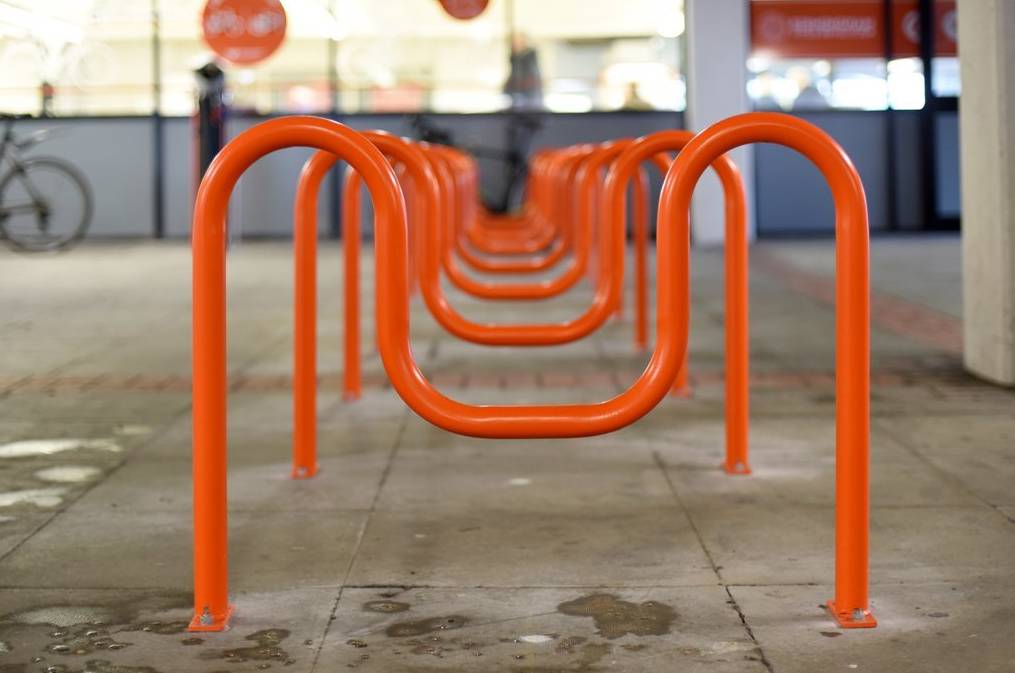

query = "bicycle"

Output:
[[410, 111, 542, 214], [0, 113, 93, 252]]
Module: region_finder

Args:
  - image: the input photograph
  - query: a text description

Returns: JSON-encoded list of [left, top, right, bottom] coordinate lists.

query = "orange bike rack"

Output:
[[301, 137, 623, 347], [427, 141, 611, 301], [450, 149, 572, 274], [607, 130, 747, 463], [440, 145, 655, 326], [191, 112, 873, 632], [656, 112, 874, 627], [294, 132, 736, 451]]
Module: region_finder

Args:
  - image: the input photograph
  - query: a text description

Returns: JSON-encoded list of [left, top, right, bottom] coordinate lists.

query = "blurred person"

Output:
[[621, 82, 653, 111], [504, 31, 542, 109], [40, 81, 54, 117]]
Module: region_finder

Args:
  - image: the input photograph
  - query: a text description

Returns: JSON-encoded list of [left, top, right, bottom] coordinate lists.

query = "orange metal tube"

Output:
[[291, 155, 323, 479], [342, 169, 362, 401], [607, 132, 748, 470], [457, 234, 568, 273], [191, 117, 412, 632], [656, 112, 874, 627], [633, 166, 650, 347], [451, 148, 588, 274], [415, 149, 625, 344], [451, 151, 573, 274], [427, 144, 598, 301], [465, 209, 555, 254]]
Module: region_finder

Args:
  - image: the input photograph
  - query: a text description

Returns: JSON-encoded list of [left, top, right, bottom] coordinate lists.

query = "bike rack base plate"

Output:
[[291, 464, 320, 480], [188, 604, 234, 632], [723, 461, 752, 475], [826, 600, 878, 628]]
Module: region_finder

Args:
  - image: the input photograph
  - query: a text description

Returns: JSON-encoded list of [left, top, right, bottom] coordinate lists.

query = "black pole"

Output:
[[882, 0, 898, 231], [151, 0, 165, 239], [328, 0, 342, 240], [917, 0, 938, 229]]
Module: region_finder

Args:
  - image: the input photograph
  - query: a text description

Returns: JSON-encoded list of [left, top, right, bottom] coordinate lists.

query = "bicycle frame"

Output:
[[0, 120, 46, 215]]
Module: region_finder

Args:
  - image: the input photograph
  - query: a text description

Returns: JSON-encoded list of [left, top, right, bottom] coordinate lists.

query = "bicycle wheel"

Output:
[[0, 157, 93, 252]]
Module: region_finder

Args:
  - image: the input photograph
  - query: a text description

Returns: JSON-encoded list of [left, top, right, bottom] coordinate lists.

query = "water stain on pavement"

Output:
[[2, 592, 190, 629], [554, 635, 587, 654], [385, 616, 467, 638], [557, 594, 676, 639], [44, 626, 132, 656], [0, 439, 120, 459], [514, 641, 612, 672], [201, 628, 293, 665], [124, 621, 189, 636], [363, 600, 410, 614], [68, 661, 159, 673]]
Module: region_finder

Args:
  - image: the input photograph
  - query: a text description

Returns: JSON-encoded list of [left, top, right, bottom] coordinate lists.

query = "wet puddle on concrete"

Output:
[[0, 439, 120, 459], [0, 436, 130, 518], [0, 488, 68, 508], [200, 628, 294, 666], [384, 615, 467, 638], [557, 593, 677, 639], [33, 466, 102, 484], [0, 593, 279, 672], [362, 600, 410, 614], [332, 590, 687, 671]]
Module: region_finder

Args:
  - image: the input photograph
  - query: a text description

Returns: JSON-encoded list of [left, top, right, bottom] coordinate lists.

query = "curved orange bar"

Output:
[[465, 207, 557, 255], [414, 149, 626, 343], [657, 112, 873, 628], [191, 117, 414, 631], [342, 169, 363, 401], [192, 117, 689, 630], [427, 143, 604, 301], [451, 150, 577, 274], [608, 132, 746, 469], [291, 130, 443, 477], [632, 166, 650, 346]]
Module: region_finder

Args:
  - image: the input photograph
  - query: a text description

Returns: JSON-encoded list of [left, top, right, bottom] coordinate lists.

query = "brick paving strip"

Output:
[[0, 251, 970, 396], [0, 363, 975, 395], [753, 247, 963, 353]]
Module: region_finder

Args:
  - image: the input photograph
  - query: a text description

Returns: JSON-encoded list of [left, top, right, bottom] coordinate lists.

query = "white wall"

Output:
[[958, 0, 1015, 385], [684, 0, 754, 246]]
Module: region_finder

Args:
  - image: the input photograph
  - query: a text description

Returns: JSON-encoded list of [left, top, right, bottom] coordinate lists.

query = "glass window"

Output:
[[336, 0, 685, 113], [0, 1, 154, 116], [748, 56, 888, 111], [334, 0, 509, 113], [747, 0, 957, 111], [0, 0, 685, 117], [512, 0, 685, 112]]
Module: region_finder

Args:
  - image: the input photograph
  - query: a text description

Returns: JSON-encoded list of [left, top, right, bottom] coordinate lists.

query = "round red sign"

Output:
[[438, 0, 490, 20], [201, 0, 287, 66]]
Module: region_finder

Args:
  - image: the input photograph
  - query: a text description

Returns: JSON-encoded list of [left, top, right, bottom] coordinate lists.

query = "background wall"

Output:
[[14, 107, 957, 239], [14, 111, 679, 239]]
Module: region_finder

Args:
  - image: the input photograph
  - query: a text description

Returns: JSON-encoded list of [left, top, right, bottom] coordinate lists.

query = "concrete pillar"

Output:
[[958, 0, 1015, 386], [684, 0, 755, 245]]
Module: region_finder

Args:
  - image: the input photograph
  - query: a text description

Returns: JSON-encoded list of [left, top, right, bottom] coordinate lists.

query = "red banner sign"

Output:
[[751, 0, 956, 59], [891, 1, 956, 57], [438, 0, 490, 20], [202, 0, 287, 66]]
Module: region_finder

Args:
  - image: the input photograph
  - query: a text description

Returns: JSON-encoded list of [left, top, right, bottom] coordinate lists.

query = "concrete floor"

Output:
[[0, 236, 1013, 673]]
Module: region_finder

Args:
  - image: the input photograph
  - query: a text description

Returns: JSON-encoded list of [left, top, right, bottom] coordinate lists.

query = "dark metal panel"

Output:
[[755, 111, 889, 234]]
